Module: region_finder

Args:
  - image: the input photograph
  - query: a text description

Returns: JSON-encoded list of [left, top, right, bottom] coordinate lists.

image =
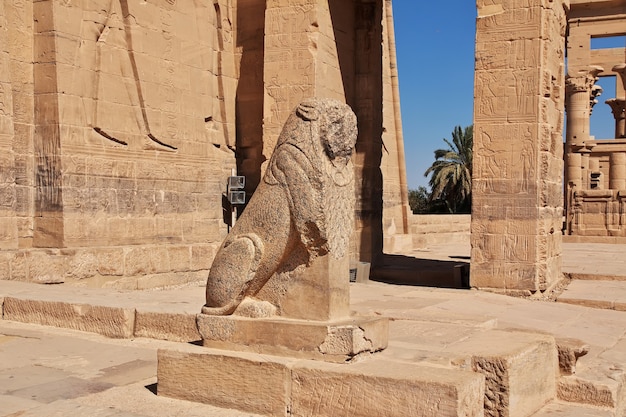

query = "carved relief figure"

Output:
[[82, 0, 176, 150], [81, 0, 229, 150], [202, 98, 357, 316]]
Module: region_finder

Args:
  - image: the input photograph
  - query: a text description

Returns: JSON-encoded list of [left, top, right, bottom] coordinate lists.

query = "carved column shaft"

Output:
[[610, 152, 626, 191], [566, 152, 582, 189]]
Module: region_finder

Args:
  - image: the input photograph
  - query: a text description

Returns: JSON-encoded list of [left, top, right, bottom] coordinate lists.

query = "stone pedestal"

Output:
[[197, 314, 389, 362]]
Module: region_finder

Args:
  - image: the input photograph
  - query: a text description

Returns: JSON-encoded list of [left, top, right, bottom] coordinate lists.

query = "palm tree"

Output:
[[424, 125, 473, 213]]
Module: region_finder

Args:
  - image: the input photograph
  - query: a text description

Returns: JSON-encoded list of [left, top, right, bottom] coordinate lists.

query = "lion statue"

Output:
[[202, 98, 357, 316]]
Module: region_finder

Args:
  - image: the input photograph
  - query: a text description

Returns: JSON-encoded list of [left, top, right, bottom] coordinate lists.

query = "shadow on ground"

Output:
[[370, 253, 470, 289]]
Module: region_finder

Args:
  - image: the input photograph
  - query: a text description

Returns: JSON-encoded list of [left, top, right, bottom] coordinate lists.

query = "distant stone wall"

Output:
[[410, 215, 470, 244], [569, 190, 626, 237]]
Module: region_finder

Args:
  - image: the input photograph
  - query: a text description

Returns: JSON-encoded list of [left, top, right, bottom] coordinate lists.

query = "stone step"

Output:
[[366, 323, 560, 417], [0, 280, 204, 343], [410, 223, 470, 234], [557, 280, 626, 311], [565, 273, 626, 281]]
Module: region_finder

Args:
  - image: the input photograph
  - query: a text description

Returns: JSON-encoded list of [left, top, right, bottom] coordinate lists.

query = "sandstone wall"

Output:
[[0, 0, 409, 285], [2, 0, 236, 285]]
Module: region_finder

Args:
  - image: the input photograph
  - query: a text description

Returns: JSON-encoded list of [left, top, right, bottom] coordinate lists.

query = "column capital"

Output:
[[613, 64, 626, 91], [566, 65, 604, 93], [606, 98, 626, 119], [590, 84, 603, 114]]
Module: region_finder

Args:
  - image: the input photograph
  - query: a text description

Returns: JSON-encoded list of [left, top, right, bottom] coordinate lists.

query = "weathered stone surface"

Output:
[[557, 357, 626, 415], [134, 311, 201, 343], [447, 329, 558, 417], [472, 0, 567, 292], [157, 348, 291, 417], [556, 337, 589, 375], [3, 297, 134, 338], [157, 346, 485, 417], [197, 313, 388, 362], [203, 98, 357, 321], [291, 360, 485, 417]]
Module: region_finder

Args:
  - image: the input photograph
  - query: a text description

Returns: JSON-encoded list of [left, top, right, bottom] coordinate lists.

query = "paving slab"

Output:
[[558, 280, 626, 310], [0, 321, 262, 417]]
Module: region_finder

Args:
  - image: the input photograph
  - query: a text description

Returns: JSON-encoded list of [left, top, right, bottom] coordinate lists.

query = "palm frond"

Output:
[[423, 125, 473, 213]]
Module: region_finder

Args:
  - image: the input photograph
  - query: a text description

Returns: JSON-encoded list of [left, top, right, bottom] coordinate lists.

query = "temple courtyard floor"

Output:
[[1, 241, 626, 416]]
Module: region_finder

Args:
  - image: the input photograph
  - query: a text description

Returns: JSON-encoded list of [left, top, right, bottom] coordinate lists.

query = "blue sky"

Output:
[[393, 1, 623, 190]]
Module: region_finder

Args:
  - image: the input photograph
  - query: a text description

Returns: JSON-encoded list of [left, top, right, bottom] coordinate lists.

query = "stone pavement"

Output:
[[1, 241, 626, 416]]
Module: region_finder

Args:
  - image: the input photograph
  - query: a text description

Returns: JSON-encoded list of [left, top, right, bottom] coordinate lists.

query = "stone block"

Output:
[[157, 347, 485, 417], [135, 311, 201, 342], [197, 314, 388, 362], [291, 360, 485, 417], [3, 297, 135, 338], [157, 348, 291, 417], [447, 329, 557, 417], [557, 358, 626, 415]]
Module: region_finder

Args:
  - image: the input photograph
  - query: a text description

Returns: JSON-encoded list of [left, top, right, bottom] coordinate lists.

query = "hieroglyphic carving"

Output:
[[472, 0, 566, 292], [263, 1, 318, 157]]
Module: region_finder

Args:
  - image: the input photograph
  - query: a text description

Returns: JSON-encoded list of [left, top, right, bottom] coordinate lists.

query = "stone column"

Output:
[[564, 66, 602, 220], [606, 98, 626, 138], [566, 152, 582, 189], [581, 151, 590, 189], [565, 66, 603, 146], [472, 0, 567, 293], [610, 153, 626, 191]]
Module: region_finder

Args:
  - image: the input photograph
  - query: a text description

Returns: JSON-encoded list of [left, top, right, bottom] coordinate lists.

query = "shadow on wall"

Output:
[[370, 253, 470, 289]]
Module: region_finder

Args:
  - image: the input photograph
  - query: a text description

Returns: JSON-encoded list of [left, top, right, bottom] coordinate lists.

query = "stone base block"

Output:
[[157, 346, 485, 417], [197, 314, 388, 362], [3, 296, 134, 338], [447, 329, 558, 417], [134, 311, 201, 343]]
